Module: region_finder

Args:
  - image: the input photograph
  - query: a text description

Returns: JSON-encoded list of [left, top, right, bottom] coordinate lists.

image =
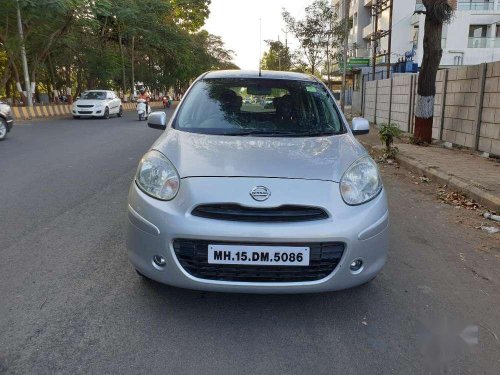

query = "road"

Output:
[[0, 111, 499, 375]]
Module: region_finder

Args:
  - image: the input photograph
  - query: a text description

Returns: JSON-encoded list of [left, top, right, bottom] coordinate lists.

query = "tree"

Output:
[[260, 40, 292, 71], [282, 0, 335, 75], [0, 0, 234, 103], [414, 0, 454, 143]]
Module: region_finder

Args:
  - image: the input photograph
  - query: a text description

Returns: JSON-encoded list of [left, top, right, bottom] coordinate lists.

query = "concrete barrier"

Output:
[[11, 102, 164, 121]]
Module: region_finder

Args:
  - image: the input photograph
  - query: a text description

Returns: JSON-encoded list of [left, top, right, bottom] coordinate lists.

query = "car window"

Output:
[[82, 91, 106, 100], [174, 78, 344, 137]]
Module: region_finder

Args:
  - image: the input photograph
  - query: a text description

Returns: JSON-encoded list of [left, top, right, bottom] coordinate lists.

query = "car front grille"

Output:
[[78, 111, 92, 114], [191, 204, 329, 222], [77, 105, 94, 108], [173, 239, 344, 282]]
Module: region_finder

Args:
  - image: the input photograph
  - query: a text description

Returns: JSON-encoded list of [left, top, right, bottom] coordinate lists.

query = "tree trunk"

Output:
[[47, 54, 56, 103], [118, 30, 127, 96], [6, 78, 12, 100], [16, 0, 32, 107], [326, 43, 330, 89], [414, 1, 447, 144], [131, 35, 135, 97], [10, 60, 21, 104], [76, 66, 83, 98]]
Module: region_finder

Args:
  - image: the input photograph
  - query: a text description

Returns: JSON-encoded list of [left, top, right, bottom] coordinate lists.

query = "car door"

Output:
[[107, 91, 118, 114], [113, 92, 121, 112]]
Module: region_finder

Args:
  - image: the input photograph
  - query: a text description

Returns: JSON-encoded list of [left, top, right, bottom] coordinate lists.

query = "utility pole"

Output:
[[16, 0, 32, 107], [341, 0, 350, 111], [371, 0, 392, 80], [387, 0, 393, 79], [371, 1, 378, 80], [281, 28, 289, 49], [278, 35, 282, 71]]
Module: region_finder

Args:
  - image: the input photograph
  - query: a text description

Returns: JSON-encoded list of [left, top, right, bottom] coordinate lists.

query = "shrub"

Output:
[[379, 123, 403, 159]]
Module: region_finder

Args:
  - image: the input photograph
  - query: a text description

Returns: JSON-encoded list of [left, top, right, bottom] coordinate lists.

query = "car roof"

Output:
[[202, 70, 317, 82]]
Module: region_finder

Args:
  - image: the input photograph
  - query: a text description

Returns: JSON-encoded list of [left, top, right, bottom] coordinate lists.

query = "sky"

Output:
[[204, 0, 312, 70]]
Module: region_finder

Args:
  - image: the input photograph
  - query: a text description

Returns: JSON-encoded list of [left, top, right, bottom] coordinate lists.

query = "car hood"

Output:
[[74, 99, 106, 106], [152, 130, 367, 182]]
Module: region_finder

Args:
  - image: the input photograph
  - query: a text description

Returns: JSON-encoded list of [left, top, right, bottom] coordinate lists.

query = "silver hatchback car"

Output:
[[127, 70, 389, 293]]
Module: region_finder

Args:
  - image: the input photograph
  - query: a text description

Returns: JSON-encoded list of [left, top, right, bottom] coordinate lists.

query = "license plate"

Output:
[[208, 244, 310, 266]]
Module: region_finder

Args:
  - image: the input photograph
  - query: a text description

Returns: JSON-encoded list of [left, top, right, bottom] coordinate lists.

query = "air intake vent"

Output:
[[191, 204, 329, 222]]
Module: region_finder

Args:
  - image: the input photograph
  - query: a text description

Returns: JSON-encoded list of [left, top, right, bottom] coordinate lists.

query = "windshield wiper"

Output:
[[294, 130, 337, 137], [220, 129, 338, 137], [223, 130, 299, 136]]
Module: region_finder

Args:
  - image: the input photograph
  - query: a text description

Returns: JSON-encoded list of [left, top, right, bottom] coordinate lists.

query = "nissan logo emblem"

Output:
[[250, 186, 271, 202]]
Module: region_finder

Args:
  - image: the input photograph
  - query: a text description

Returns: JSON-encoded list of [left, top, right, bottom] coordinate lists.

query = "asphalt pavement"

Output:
[[0, 111, 499, 374]]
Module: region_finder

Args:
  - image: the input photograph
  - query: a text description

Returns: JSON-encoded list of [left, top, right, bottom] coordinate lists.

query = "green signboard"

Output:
[[338, 58, 370, 70], [348, 58, 370, 67]]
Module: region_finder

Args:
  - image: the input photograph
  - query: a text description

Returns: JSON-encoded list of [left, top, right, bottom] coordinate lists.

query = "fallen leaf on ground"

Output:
[[437, 189, 479, 210]]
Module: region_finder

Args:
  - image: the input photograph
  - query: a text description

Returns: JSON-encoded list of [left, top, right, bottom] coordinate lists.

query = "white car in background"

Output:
[[72, 90, 123, 119]]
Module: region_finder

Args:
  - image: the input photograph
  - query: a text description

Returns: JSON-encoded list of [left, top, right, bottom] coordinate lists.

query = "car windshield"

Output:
[[174, 78, 345, 137], [81, 91, 106, 100]]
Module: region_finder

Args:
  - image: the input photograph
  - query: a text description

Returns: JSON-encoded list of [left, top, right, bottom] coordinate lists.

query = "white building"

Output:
[[333, 0, 500, 67]]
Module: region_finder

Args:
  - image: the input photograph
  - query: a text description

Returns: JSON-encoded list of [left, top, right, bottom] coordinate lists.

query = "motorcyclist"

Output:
[[138, 88, 150, 114]]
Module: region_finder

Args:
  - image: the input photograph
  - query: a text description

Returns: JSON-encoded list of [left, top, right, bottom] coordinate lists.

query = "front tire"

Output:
[[117, 106, 123, 117], [73, 115, 80, 119], [103, 107, 110, 119], [0, 118, 7, 141]]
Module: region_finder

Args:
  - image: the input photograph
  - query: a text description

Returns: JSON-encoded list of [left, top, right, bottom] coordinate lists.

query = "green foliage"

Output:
[[423, 0, 454, 23], [379, 123, 403, 159], [0, 0, 234, 100], [261, 40, 292, 71], [282, 0, 338, 75]]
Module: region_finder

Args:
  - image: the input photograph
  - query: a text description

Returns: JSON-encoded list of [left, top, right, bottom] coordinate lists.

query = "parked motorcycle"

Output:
[[136, 98, 151, 121]]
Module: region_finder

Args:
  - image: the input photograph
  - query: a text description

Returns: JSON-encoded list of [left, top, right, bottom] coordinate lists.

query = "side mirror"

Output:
[[351, 117, 370, 135], [76, 96, 80, 100], [148, 111, 167, 130]]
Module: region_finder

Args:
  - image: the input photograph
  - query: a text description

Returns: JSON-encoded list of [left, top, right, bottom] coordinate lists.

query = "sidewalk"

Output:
[[358, 127, 500, 212]]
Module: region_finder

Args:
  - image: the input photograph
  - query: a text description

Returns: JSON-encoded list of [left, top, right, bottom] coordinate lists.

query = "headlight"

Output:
[[340, 156, 382, 205], [135, 150, 180, 201]]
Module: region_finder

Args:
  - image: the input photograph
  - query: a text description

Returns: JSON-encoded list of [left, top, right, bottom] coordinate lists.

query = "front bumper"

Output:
[[127, 177, 389, 293], [72, 107, 104, 117], [6, 116, 13, 131]]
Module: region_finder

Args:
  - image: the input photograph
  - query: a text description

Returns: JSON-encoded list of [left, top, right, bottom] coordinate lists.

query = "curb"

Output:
[[11, 102, 166, 121], [361, 141, 500, 212]]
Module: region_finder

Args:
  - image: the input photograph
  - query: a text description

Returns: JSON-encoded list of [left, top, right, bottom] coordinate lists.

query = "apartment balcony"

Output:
[[352, 48, 371, 58], [458, 1, 496, 11], [362, 23, 374, 40], [468, 37, 500, 48]]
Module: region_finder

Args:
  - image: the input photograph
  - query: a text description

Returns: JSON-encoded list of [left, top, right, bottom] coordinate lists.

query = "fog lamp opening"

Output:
[[153, 255, 167, 269], [349, 258, 364, 274]]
